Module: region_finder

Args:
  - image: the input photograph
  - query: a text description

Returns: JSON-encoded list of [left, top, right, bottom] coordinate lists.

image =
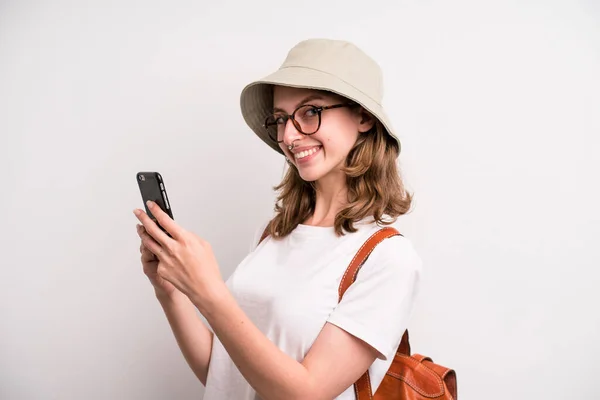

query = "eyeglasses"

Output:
[[263, 103, 356, 144]]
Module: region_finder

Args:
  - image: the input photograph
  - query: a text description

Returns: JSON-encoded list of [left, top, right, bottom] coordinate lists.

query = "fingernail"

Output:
[[146, 200, 153, 208], [133, 209, 141, 216]]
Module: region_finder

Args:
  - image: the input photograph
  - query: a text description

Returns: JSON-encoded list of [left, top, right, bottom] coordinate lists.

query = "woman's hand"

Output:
[[134, 201, 224, 307], [137, 227, 179, 299]]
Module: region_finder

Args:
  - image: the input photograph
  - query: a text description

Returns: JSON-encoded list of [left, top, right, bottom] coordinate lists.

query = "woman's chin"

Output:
[[297, 166, 324, 183]]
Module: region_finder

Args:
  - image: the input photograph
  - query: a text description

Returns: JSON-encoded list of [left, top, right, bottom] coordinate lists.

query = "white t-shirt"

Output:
[[203, 218, 422, 400]]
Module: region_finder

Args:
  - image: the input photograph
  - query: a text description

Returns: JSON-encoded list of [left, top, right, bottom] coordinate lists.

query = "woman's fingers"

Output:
[[133, 205, 178, 249], [143, 200, 182, 240], [137, 225, 161, 261], [141, 244, 157, 262]]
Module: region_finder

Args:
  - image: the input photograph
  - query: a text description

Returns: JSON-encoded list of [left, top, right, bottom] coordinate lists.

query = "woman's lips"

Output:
[[293, 146, 322, 163]]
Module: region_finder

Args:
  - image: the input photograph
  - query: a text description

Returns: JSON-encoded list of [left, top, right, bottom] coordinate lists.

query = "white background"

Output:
[[1, 0, 599, 399]]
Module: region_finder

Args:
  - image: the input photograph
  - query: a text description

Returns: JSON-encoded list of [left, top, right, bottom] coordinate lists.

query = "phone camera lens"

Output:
[[139, 175, 145, 181]]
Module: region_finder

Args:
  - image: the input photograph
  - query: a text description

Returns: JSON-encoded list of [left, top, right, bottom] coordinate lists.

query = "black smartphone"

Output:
[[136, 171, 174, 237]]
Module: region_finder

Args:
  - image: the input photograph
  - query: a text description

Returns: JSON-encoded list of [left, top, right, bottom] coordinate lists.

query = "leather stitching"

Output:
[[351, 232, 399, 281], [338, 230, 377, 299], [343, 227, 401, 400], [338, 227, 400, 300], [365, 370, 373, 400], [386, 354, 445, 398]]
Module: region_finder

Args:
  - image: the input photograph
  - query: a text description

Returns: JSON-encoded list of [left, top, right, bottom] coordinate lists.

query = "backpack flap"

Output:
[[381, 353, 457, 400]]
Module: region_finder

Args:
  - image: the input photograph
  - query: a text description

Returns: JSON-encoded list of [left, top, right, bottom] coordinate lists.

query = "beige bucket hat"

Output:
[[239, 38, 401, 156]]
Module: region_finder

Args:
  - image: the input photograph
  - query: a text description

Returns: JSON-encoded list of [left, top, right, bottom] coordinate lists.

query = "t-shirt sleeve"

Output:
[[326, 235, 422, 361]]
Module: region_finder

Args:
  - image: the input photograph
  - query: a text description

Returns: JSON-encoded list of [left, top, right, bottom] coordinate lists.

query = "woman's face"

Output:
[[272, 86, 374, 182]]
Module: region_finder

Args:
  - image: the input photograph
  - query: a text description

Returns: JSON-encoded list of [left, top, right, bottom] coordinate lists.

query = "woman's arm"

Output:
[[191, 284, 379, 400], [158, 291, 214, 386], [133, 203, 385, 397]]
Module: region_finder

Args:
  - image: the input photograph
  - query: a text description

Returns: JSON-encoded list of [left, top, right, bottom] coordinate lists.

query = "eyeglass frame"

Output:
[[263, 102, 357, 144]]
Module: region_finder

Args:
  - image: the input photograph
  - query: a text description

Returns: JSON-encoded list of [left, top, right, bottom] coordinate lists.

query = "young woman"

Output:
[[134, 38, 422, 399]]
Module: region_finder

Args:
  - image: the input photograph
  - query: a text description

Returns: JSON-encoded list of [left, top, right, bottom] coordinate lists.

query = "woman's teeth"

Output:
[[294, 146, 320, 160]]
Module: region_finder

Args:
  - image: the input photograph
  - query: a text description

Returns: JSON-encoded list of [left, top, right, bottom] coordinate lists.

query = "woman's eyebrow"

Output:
[[272, 94, 325, 113]]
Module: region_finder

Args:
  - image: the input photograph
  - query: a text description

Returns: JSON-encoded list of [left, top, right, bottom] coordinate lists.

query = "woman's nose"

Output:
[[281, 118, 304, 146]]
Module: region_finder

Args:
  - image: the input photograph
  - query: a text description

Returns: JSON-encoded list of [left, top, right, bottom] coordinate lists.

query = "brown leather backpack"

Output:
[[343, 227, 457, 400], [258, 225, 457, 399]]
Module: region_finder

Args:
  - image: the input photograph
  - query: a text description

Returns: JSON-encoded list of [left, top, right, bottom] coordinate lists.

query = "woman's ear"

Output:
[[357, 108, 376, 133]]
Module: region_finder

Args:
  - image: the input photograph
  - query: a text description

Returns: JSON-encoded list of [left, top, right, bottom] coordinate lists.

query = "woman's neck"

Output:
[[304, 173, 348, 227]]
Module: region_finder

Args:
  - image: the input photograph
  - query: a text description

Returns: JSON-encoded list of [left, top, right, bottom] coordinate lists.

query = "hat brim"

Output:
[[240, 66, 400, 155]]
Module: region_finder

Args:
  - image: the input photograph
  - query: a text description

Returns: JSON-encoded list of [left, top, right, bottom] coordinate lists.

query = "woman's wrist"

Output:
[[155, 288, 186, 305], [189, 280, 230, 317]]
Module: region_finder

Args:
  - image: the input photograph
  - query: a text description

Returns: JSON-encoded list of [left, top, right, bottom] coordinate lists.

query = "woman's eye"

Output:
[[267, 115, 285, 125], [304, 107, 318, 117]]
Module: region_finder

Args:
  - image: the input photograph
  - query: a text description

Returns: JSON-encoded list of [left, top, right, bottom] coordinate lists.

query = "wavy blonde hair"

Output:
[[264, 104, 414, 238]]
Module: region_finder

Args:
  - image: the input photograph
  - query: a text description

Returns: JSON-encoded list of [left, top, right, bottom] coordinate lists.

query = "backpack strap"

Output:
[[337, 226, 402, 301], [257, 224, 410, 399], [337, 226, 411, 400]]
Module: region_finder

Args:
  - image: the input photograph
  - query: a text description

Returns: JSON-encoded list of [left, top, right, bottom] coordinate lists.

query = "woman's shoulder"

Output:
[[355, 219, 423, 275], [253, 219, 271, 244], [248, 216, 421, 265]]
